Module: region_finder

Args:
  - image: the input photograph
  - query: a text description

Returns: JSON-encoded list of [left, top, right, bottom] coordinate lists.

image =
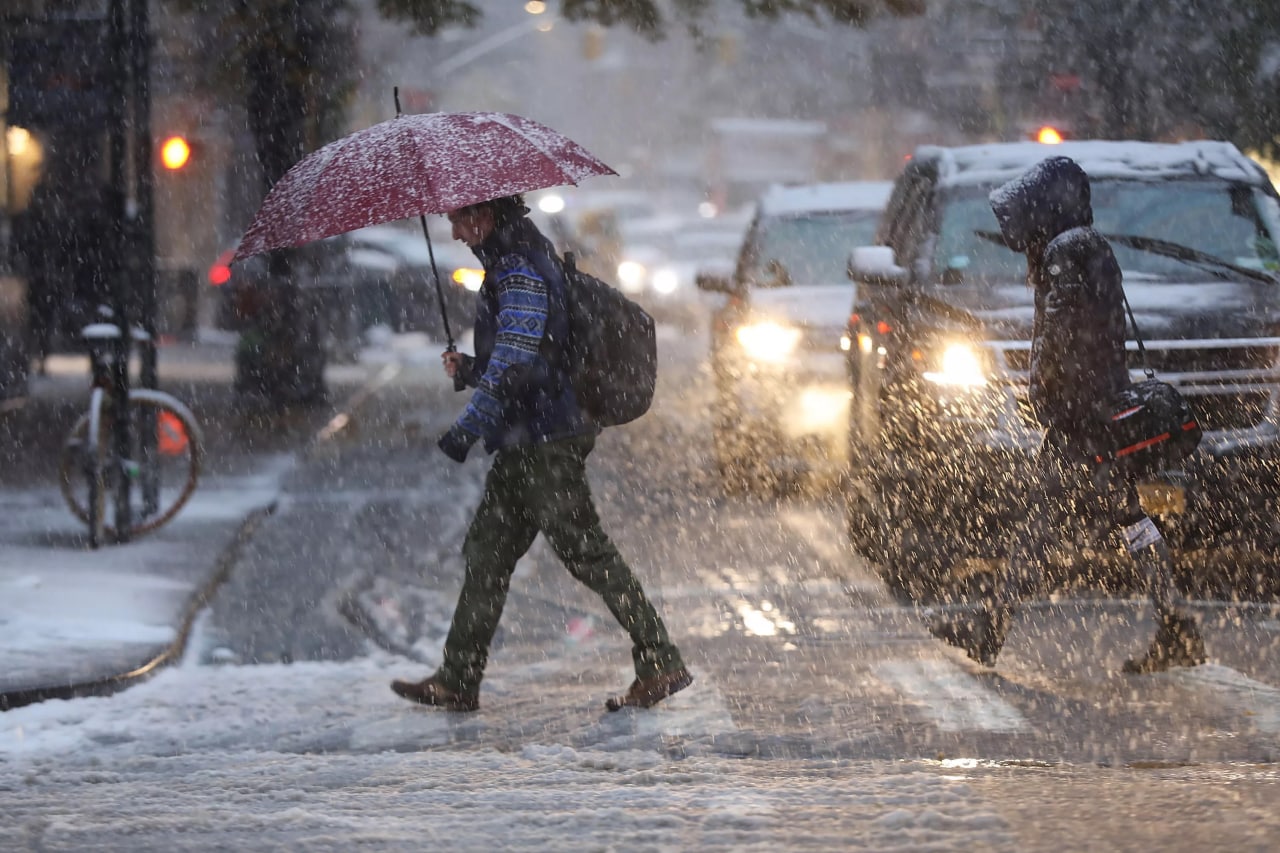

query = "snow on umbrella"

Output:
[[232, 110, 617, 261], [232, 107, 616, 357]]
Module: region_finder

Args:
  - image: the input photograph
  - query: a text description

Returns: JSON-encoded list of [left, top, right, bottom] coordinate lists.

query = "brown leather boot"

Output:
[[606, 666, 694, 711], [390, 675, 479, 711], [1122, 614, 1206, 674]]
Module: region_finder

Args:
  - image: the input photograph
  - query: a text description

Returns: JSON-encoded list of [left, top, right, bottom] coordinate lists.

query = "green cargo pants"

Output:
[[436, 434, 683, 693]]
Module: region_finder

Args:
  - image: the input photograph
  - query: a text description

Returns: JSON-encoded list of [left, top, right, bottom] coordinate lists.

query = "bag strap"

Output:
[[1120, 288, 1156, 380], [540, 250, 575, 371]]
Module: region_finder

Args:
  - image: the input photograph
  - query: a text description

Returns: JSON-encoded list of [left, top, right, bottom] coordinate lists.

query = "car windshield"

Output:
[[745, 210, 881, 285], [666, 230, 744, 264], [935, 179, 1280, 284]]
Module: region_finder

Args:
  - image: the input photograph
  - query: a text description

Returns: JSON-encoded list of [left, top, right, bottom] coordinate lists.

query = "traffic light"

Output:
[[160, 135, 192, 170]]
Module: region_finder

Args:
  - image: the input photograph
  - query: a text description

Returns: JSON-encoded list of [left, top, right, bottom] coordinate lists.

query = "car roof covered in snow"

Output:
[[757, 180, 895, 218], [916, 139, 1272, 189]]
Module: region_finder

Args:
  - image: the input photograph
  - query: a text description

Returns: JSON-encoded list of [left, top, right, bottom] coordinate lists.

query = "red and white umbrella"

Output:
[[232, 108, 616, 353], [233, 110, 616, 262]]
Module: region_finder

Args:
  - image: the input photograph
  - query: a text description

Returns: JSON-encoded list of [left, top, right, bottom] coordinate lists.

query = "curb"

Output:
[[0, 361, 401, 713], [0, 505, 275, 712]]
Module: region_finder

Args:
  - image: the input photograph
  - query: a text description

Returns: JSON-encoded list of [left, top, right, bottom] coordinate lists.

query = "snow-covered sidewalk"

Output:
[[0, 328, 449, 707], [0, 443, 291, 704]]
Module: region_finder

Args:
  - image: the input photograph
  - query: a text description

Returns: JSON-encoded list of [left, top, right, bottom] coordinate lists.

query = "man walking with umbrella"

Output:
[[391, 194, 692, 712], [226, 108, 685, 709]]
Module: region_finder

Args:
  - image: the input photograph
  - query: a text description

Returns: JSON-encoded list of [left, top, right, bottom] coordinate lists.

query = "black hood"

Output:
[[989, 156, 1093, 253]]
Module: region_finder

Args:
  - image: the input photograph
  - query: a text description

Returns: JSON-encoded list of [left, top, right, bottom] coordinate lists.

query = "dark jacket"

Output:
[[442, 215, 594, 458], [989, 156, 1130, 455]]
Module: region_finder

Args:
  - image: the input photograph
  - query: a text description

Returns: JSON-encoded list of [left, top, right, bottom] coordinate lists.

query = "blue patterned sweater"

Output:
[[448, 217, 594, 453]]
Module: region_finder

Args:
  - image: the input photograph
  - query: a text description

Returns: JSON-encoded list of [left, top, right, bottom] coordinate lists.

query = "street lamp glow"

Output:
[[525, 1, 547, 13], [6, 126, 31, 156], [161, 135, 191, 170]]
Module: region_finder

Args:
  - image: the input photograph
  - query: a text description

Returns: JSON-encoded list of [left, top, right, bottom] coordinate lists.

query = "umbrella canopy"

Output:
[[232, 111, 616, 262]]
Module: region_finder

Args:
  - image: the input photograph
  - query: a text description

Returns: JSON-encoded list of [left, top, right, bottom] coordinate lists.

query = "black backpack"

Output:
[[554, 252, 657, 427]]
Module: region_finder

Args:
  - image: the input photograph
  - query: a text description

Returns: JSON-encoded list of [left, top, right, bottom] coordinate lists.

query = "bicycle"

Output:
[[58, 317, 204, 548]]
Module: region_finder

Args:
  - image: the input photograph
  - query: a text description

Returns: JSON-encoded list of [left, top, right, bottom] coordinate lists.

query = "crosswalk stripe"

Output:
[[872, 659, 1030, 733], [1168, 663, 1280, 735]]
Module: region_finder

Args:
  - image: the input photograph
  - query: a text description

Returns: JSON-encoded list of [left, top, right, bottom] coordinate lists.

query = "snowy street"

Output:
[[1, 323, 1278, 850], [8, 1, 1280, 847]]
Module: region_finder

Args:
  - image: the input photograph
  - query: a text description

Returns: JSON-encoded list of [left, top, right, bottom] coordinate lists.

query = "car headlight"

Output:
[[921, 342, 988, 387], [651, 267, 679, 295], [453, 267, 485, 292], [537, 193, 565, 214], [617, 260, 647, 292], [736, 321, 802, 363]]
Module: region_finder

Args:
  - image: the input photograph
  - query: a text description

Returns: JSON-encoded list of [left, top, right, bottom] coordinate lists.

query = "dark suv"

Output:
[[844, 140, 1280, 599]]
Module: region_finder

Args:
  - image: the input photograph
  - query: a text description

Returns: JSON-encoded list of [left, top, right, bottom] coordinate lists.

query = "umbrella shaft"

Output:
[[419, 215, 455, 350]]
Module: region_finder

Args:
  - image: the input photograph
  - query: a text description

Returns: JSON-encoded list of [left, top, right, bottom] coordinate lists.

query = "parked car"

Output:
[[844, 140, 1280, 600], [641, 221, 749, 330], [208, 236, 396, 400], [604, 212, 746, 330], [696, 180, 893, 490], [344, 224, 483, 337]]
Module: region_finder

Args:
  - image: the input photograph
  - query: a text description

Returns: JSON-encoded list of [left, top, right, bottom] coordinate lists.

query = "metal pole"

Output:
[[132, 0, 156, 390], [130, 0, 159, 515], [108, 0, 133, 540]]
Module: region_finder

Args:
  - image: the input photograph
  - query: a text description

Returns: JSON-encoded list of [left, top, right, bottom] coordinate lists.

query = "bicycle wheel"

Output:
[[59, 389, 204, 540], [117, 390, 204, 537]]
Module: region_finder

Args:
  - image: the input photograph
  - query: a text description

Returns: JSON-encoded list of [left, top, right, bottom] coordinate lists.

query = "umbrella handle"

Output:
[[447, 343, 465, 392]]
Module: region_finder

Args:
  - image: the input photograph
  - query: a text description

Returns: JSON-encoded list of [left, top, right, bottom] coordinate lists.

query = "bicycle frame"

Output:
[[84, 320, 134, 540], [84, 385, 108, 548], [66, 318, 202, 547]]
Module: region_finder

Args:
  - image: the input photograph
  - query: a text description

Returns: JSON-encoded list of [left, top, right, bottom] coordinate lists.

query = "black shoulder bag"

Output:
[[1096, 291, 1203, 474]]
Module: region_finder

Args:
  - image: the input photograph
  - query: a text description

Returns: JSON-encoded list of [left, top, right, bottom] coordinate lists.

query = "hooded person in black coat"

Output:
[[928, 156, 1206, 673]]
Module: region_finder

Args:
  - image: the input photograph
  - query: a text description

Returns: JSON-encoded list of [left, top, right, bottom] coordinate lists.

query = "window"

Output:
[[743, 210, 881, 286], [933, 179, 1280, 284]]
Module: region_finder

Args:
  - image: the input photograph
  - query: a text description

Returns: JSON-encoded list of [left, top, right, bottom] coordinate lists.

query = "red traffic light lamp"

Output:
[[160, 135, 192, 170]]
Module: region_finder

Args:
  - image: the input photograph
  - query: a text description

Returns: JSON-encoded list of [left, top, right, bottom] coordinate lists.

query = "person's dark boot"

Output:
[[390, 675, 479, 711], [1122, 614, 1206, 674], [606, 666, 693, 711], [928, 607, 1009, 667]]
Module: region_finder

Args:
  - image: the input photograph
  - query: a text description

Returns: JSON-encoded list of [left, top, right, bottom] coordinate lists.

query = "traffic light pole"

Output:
[[131, 0, 156, 393], [130, 0, 159, 516], [107, 0, 134, 540]]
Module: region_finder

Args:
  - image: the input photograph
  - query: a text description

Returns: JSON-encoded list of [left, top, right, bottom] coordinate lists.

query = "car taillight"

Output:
[[209, 248, 236, 286]]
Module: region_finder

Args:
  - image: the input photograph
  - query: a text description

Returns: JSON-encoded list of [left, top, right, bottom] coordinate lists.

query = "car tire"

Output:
[[845, 478, 886, 565], [712, 413, 762, 496], [858, 458, 955, 603]]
